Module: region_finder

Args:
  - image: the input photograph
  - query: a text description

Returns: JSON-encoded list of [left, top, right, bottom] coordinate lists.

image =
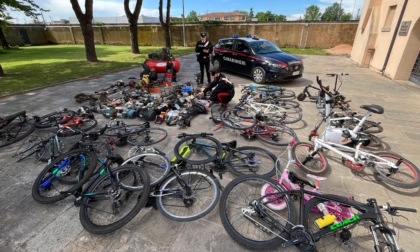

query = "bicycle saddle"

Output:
[[288, 171, 316, 188], [222, 140, 237, 149], [360, 105, 384, 114]]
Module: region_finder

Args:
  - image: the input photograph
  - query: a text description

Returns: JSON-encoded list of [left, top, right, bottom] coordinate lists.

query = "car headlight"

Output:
[[266, 62, 287, 70]]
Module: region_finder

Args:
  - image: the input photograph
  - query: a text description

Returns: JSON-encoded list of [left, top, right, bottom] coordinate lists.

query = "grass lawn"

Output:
[[0, 45, 328, 96], [0, 45, 195, 96]]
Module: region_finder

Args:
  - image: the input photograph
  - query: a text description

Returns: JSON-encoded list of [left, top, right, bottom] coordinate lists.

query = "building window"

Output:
[[224, 16, 230, 21], [382, 5, 397, 32]]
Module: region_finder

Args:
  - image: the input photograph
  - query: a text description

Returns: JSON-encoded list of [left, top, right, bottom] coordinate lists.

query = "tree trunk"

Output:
[[129, 23, 140, 54], [0, 64, 4, 76], [124, 0, 142, 54], [70, 0, 98, 62], [0, 27, 10, 49], [159, 0, 172, 49]]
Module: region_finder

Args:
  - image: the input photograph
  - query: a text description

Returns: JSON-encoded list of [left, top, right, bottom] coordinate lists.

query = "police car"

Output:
[[211, 34, 304, 84]]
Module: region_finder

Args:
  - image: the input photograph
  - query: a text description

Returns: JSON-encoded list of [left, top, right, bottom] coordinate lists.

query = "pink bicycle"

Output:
[[261, 140, 353, 224]]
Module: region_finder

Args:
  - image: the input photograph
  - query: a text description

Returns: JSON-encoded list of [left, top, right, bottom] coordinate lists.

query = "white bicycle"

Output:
[[292, 76, 420, 189]]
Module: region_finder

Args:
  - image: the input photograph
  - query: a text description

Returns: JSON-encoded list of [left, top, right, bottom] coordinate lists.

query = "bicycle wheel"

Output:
[[257, 87, 295, 99], [292, 142, 329, 175], [221, 109, 256, 130], [13, 136, 46, 162], [225, 146, 278, 177], [157, 169, 220, 221], [32, 149, 98, 204], [304, 196, 393, 251], [219, 174, 295, 250], [359, 119, 383, 134], [79, 165, 150, 234], [268, 99, 300, 109], [0, 120, 36, 148], [265, 107, 302, 125], [127, 127, 168, 146], [210, 104, 226, 123], [255, 124, 297, 146], [37, 130, 83, 162], [371, 152, 420, 189], [173, 135, 223, 165], [104, 124, 142, 137], [76, 118, 98, 132], [35, 110, 75, 128], [122, 152, 171, 187]]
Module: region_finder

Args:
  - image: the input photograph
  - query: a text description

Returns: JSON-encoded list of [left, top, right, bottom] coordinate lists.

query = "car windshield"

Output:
[[249, 40, 283, 54]]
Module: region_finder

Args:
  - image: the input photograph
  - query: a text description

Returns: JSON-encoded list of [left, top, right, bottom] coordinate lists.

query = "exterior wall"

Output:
[[5, 22, 358, 49], [198, 12, 246, 22], [351, 0, 420, 81]]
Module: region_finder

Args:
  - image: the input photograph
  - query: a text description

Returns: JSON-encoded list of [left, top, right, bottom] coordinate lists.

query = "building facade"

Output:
[[198, 12, 246, 22], [351, 0, 420, 84]]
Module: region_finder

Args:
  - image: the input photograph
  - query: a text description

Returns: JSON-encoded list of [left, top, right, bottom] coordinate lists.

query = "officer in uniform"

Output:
[[198, 65, 235, 109], [195, 32, 213, 84]]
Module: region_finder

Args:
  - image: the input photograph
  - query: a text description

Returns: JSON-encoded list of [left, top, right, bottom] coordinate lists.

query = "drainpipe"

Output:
[[380, 0, 409, 75]]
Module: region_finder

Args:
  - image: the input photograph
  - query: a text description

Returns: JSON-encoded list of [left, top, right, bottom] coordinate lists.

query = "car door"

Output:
[[217, 39, 235, 71], [233, 40, 253, 75]]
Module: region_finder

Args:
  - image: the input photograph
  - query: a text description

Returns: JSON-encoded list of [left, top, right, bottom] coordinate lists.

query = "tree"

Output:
[[341, 13, 353, 21], [255, 11, 285, 22], [321, 2, 344, 21], [249, 8, 254, 19], [158, 0, 171, 49], [0, 0, 46, 48], [186, 10, 198, 22], [70, 0, 97, 62], [304, 5, 321, 21], [124, 0, 143, 54]]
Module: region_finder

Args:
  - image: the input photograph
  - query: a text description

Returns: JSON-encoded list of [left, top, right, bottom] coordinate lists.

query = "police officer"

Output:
[[198, 65, 235, 109], [195, 32, 213, 84]]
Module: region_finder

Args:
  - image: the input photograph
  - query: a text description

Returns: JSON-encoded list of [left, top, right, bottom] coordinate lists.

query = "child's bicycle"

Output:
[[219, 172, 417, 251]]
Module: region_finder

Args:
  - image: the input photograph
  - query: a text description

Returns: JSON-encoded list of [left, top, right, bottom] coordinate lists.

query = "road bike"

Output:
[[171, 132, 279, 177], [220, 108, 297, 146], [219, 172, 417, 251], [0, 111, 36, 148], [121, 147, 221, 221], [31, 148, 151, 234]]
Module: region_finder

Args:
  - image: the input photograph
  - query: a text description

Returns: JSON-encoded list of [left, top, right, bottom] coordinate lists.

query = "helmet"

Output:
[[165, 110, 179, 126]]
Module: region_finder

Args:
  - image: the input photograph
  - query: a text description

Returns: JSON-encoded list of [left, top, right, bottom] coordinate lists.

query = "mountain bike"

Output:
[[31, 148, 151, 234], [121, 147, 221, 221], [172, 132, 279, 177], [0, 111, 36, 148], [219, 172, 417, 251], [220, 109, 297, 146], [34, 108, 75, 128]]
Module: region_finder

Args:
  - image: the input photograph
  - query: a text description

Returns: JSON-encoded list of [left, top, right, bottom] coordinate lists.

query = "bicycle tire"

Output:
[[37, 130, 83, 162], [157, 169, 220, 221], [0, 120, 36, 148], [122, 152, 171, 187], [32, 149, 98, 204], [267, 99, 300, 109], [79, 165, 150, 234], [358, 119, 383, 134], [173, 135, 223, 165], [210, 104, 226, 123], [225, 146, 278, 177], [104, 124, 143, 137], [13, 136, 45, 162], [77, 118, 98, 132], [304, 196, 397, 251], [256, 87, 295, 99], [264, 107, 302, 125], [35, 110, 75, 128], [255, 124, 297, 146], [371, 152, 420, 189], [221, 109, 256, 130], [126, 127, 168, 146], [219, 174, 295, 250], [292, 142, 329, 175]]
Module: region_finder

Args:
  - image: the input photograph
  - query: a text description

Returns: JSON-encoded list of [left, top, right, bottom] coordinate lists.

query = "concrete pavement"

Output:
[[1, 53, 420, 252]]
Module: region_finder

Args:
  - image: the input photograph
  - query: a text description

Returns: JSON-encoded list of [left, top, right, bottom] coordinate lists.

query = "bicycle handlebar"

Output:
[[381, 203, 417, 215], [326, 73, 349, 77], [177, 132, 214, 138]]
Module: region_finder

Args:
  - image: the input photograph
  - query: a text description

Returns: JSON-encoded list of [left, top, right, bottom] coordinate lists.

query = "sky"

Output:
[[7, 0, 365, 24]]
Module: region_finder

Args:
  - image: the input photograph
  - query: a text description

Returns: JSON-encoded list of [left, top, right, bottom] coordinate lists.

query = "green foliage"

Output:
[[255, 11, 287, 22], [304, 5, 321, 21], [321, 2, 344, 21], [282, 47, 329, 55], [249, 8, 254, 19], [186, 10, 199, 22], [0, 45, 195, 96], [341, 13, 353, 21]]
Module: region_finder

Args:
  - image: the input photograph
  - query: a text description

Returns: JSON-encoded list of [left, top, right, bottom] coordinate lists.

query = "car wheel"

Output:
[[252, 67, 266, 84], [213, 59, 220, 69]]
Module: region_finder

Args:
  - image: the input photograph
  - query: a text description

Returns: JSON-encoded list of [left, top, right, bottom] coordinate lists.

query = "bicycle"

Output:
[[31, 148, 151, 234], [121, 147, 221, 221], [220, 109, 297, 146], [34, 108, 75, 129], [172, 132, 279, 177], [293, 76, 420, 188], [219, 172, 417, 251], [0, 110, 36, 148], [104, 120, 167, 146]]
